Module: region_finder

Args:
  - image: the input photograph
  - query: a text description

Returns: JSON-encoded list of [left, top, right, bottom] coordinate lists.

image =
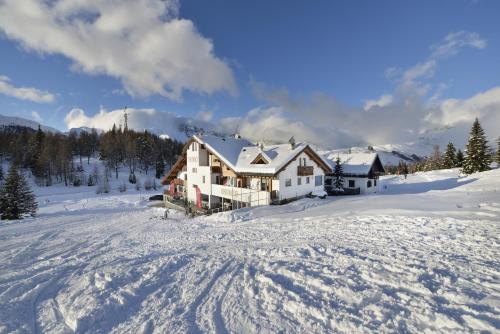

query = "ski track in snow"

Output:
[[0, 169, 499, 333]]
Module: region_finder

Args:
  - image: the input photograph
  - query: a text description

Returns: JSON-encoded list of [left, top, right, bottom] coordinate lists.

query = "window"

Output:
[[306, 177, 310, 184], [303, 158, 307, 166], [348, 180, 355, 188], [215, 176, 220, 184], [202, 176, 206, 183], [260, 180, 266, 191], [229, 177, 236, 187], [297, 177, 302, 185], [285, 179, 292, 187], [314, 175, 323, 186], [367, 180, 372, 188], [192, 168, 197, 173], [374, 179, 377, 187], [191, 142, 197, 151]]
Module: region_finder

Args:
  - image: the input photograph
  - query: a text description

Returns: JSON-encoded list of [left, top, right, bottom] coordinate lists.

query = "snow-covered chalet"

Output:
[[162, 134, 332, 211], [324, 152, 385, 194]]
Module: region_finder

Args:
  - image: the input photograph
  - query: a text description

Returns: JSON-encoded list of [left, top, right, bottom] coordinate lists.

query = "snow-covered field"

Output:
[[1, 168, 499, 333]]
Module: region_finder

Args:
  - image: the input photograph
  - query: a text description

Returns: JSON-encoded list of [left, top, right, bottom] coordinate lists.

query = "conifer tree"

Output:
[[333, 157, 344, 190], [456, 149, 464, 167], [442, 142, 457, 169], [0, 164, 37, 220], [27, 125, 45, 175], [496, 137, 500, 165], [402, 161, 409, 178], [155, 155, 165, 179], [462, 118, 492, 174]]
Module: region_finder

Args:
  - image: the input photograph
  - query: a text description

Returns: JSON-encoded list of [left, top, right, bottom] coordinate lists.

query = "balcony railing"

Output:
[[297, 166, 313, 176], [212, 184, 270, 206]]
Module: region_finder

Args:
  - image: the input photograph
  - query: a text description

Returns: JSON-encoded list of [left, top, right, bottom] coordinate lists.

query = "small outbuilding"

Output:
[[324, 152, 385, 194]]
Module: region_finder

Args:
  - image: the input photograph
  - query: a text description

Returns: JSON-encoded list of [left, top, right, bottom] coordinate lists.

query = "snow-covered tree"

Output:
[[333, 157, 344, 190], [397, 161, 409, 178], [0, 164, 37, 220], [424, 145, 442, 171], [442, 142, 457, 169], [455, 149, 464, 168], [462, 118, 492, 174]]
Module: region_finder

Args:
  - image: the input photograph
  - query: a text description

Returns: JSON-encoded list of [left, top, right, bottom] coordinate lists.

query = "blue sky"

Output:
[[0, 0, 499, 147]]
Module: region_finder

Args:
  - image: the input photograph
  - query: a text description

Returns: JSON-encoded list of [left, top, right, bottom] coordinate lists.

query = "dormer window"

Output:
[[251, 154, 268, 165]]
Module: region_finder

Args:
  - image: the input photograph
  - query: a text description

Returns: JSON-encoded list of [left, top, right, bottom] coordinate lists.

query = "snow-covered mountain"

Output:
[[0, 114, 60, 133]]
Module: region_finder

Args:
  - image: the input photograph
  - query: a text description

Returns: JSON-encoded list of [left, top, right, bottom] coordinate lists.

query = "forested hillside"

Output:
[[0, 124, 184, 187]]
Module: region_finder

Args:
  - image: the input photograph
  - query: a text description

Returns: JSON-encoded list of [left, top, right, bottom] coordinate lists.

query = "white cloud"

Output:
[[196, 110, 214, 122], [431, 31, 486, 59], [402, 60, 437, 84], [63, 83, 500, 151], [383, 31, 486, 96], [64, 106, 215, 140], [219, 107, 361, 148], [0, 0, 237, 101], [246, 76, 500, 150], [31, 111, 42, 122], [430, 87, 500, 130], [363, 94, 394, 111], [0, 75, 55, 103]]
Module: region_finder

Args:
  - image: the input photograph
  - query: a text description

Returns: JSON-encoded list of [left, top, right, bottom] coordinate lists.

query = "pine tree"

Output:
[[462, 118, 492, 174], [0, 164, 37, 219], [442, 142, 457, 169], [27, 125, 45, 176], [155, 156, 165, 179], [456, 149, 464, 168], [333, 157, 344, 190], [495, 137, 500, 165]]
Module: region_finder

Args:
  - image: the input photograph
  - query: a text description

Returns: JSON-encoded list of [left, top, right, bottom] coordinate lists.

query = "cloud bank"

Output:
[[0, 0, 237, 101], [0, 75, 55, 103], [65, 107, 215, 140], [63, 30, 497, 152]]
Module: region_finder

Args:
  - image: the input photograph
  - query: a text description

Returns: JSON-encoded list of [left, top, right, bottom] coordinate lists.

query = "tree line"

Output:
[[386, 118, 499, 176], [0, 124, 183, 187]]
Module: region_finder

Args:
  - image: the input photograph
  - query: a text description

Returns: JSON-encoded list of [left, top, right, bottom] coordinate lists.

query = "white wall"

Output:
[[186, 142, 212, 204], [276, 151, 325, 200], [343, 177, 380, 194]]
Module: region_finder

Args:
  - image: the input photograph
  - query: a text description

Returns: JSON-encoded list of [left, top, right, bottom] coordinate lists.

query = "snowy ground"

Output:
[[0, 168, 499, 333]]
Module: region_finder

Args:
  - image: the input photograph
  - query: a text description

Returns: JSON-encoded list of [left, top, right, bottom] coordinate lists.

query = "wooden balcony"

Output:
[[211, 166, 222, 173], [297, 166, 313, 176]]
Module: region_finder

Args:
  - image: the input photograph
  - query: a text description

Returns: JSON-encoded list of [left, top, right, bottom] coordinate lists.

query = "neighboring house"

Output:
[[162, 134, 332, 211], [324, 152, 385, 194]]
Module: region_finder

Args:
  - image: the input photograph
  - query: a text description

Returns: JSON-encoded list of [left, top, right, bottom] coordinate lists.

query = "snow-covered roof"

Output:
[[192, 134, 330, 175], [323, 152, 380, 175], [193, 134, 252, 169]]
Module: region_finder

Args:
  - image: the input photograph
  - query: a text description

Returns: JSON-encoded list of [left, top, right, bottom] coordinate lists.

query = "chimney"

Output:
[[288, 136, 296, 150], [259, 141, 264, 151]]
